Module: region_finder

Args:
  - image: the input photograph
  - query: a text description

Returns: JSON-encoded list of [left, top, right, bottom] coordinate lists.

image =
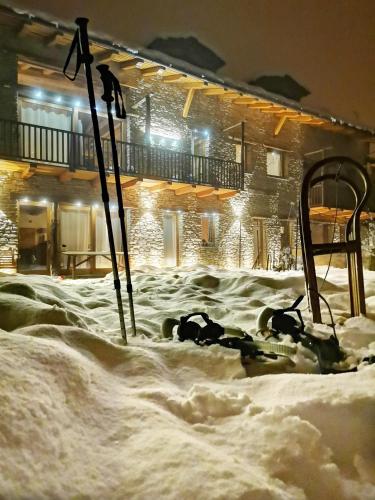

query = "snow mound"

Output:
[[0, 266, 374, 499]]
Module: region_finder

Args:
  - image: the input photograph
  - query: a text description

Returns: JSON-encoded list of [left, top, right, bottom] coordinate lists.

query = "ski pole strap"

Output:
[[63, 29, 82, 81], [97, 64, 126, 119]]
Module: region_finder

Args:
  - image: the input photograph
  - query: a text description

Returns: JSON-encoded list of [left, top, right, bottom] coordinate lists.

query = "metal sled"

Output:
[[299, 156, 371, 323]]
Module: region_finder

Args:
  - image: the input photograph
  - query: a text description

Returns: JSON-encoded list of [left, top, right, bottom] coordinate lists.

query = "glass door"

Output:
[[18, 201, 50, 272], [59, 205, 91, 270], [164, 212, 178, 267]]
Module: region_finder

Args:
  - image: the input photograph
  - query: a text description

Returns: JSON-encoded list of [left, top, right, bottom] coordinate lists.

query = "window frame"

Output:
[[266, 147, 288, 178], [200, 213, 217, 248]]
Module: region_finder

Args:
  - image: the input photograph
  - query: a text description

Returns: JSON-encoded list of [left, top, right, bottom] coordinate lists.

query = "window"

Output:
[[266, 148, 287, 177], [235, 144, 252, 172], [201, 214, 217, 247]]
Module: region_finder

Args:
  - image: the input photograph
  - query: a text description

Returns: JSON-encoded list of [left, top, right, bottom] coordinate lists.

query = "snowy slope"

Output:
[[0, 267, 374, 499]]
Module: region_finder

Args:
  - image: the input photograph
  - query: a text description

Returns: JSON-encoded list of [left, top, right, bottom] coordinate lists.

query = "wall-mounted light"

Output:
[[41, 198, 48, 204], [34, 90, 43, 99], [55, 96, 62, 103], [21, 197, 29, 203], [75, 201, 82, 207]]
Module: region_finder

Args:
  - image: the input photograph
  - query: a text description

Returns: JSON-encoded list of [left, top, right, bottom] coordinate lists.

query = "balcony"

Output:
[[0, 119, 243, 190]]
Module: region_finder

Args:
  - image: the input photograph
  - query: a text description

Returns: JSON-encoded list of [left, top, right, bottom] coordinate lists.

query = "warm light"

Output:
[[41, 198, 48, 204], [135, 61, 143, 68], [143, 126, 181, 141], [21, 197, 29, 203], [75, 201, 82, 207], [92, 203, 99, 209], [157, 68, 164, 75]]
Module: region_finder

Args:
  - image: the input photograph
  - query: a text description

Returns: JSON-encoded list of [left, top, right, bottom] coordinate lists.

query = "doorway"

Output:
[[253, 219, 268, 269], [164, 212, 178, 267], [18, 201, 50, 272], [59, 204, 91, 271]]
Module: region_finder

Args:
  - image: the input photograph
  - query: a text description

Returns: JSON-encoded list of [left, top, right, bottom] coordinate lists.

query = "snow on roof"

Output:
[[3, 4, 375, 135]]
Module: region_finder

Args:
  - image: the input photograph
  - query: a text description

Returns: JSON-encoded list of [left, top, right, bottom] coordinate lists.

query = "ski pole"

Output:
[[97, 63, 137, 336], [63, 18, 127, 344]]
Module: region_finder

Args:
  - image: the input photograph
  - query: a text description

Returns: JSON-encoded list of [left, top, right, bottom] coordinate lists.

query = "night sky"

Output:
[[8, 0, 375, 129]]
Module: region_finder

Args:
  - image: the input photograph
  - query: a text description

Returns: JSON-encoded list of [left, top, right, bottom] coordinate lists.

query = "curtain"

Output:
[[20, 100, 71, 164], [95, 209, 124, 268], [164, 212, 177, 267], [60, 208, 91, 268]]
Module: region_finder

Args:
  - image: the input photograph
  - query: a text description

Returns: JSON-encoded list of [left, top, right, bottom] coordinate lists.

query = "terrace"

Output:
[[0, 118, 243, 195]]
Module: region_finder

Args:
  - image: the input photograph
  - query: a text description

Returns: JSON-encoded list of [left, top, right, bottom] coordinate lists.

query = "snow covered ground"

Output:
[[0, 266, 374, 499]]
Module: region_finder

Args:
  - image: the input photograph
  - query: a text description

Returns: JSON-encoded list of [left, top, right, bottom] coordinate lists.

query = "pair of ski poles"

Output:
[[63, 18, 136, 344]]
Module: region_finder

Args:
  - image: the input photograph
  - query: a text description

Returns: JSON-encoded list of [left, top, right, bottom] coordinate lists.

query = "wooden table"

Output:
[[62, 251, 124, 278]]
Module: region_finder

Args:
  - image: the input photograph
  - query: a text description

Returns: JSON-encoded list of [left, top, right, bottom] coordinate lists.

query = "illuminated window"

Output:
[[235, 143, 252, 172], [201, 214, 217, 247], [266, 148, 287, 177]]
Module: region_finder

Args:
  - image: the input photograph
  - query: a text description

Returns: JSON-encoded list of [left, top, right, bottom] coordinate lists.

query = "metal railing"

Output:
[[0, 118, 243, 190]]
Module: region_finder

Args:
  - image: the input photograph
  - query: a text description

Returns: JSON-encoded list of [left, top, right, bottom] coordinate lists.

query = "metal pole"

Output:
[[97, 64, 137, 336], [65, 18, 127, 343], [145, 95, 151, 176], [238, 218, 242, 268]]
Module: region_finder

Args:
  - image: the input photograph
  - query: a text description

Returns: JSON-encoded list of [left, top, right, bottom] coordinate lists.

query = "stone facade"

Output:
[[0, 19, 371, 272]]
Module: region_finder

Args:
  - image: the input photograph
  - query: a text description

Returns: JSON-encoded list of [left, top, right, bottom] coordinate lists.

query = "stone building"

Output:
[[0, 5, 373, 274]]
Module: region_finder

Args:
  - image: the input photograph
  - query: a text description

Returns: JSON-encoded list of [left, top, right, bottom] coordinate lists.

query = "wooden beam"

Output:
[[274, 115, 288, 136], [233, 97, 258, 105], [183, 88, 196, 118], [202, 88, 227, 95], [247, 103, 273, 109], [19, 62, 32, 72], [120, 58, 144, 70], [162, 74, 187, 82], [42, 68, 56, 76], [91, 175, 100, 189], [289, 115, 313, 122], [97, 50, 116, 64], [21, 164, 37, 179], [218, 92, 242, 100], [59, 170, 74, 183], [261, 106, 286, 113], [179, 83, 207, 90], [141, 66, 165, 78], [274, 110, 300, 117], [147, 181, 171, 192], [44, 31, 63, 47], [17, 20, 33, 37], [122, 178, 139, 189], [175, 185, 194, 196], [217, 190, 238, 200], [196, 187, 216, 198]]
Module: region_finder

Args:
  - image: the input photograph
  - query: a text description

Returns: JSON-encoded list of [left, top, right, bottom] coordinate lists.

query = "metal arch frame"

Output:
[[299, 156, 371, 323]]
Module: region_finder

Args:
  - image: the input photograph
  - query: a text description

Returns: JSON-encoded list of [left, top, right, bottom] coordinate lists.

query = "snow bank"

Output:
[[0, 267, 374, 499]]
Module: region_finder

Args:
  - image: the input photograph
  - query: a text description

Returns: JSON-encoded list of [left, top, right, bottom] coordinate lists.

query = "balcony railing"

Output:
[[0, 119, 243, 190]]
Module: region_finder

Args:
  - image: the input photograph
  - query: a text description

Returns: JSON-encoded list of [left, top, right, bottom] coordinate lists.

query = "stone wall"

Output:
[[0, 27, 371, 271]]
